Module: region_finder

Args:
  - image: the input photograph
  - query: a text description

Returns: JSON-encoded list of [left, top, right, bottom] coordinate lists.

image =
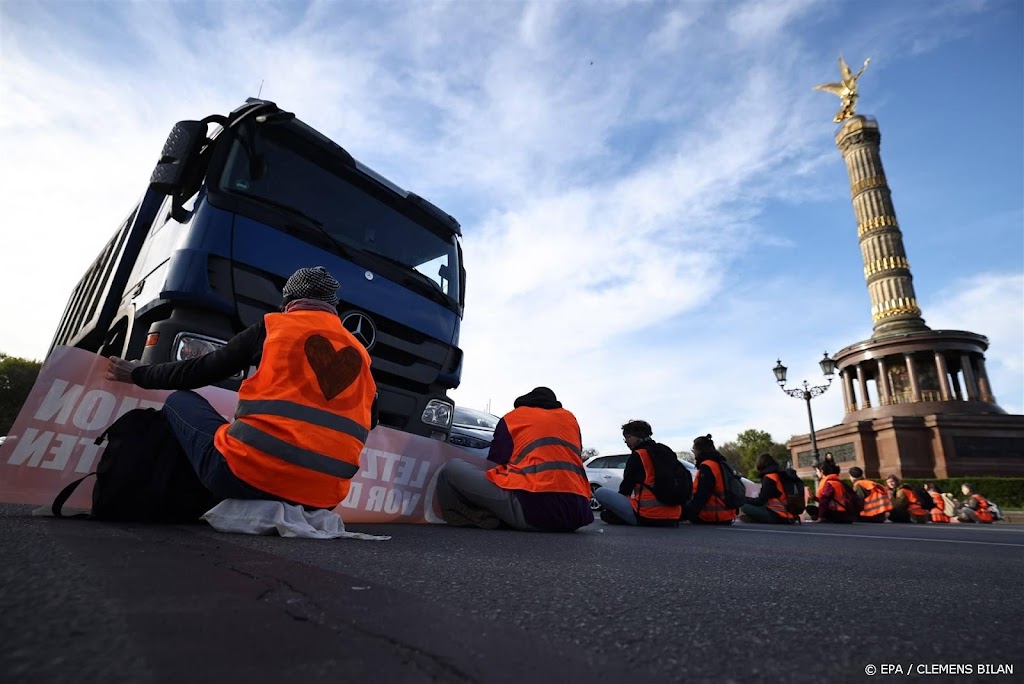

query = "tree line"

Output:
[[0, 352, 43, 436]]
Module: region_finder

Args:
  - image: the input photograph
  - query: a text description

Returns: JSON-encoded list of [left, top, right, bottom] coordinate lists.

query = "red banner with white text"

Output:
[[0, 347, 484, 523]]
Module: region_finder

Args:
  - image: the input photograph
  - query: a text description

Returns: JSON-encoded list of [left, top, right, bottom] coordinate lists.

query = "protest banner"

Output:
[[0, 346, 481, 523]]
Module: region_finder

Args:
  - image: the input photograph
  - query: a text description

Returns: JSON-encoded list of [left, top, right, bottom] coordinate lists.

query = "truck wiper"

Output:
[[358, 250, 454, 308], [232, 191, 356, 260]]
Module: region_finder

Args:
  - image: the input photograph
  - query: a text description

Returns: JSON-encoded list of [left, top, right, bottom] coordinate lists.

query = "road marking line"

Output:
[[728, 527, 1024, 547]]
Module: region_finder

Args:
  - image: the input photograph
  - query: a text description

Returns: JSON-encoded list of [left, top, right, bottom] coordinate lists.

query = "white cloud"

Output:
[[727, 0, 817, 41]]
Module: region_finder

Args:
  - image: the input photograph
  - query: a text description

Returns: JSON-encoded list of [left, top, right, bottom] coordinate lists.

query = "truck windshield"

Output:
[[217, 124, 460, 307]]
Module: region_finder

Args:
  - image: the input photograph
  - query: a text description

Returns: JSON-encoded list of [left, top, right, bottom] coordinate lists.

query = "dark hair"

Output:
[[924, 481, 941, 493], [693, 434, 715, 454], [962, 482, 975, 493], [621, 420, 652, 439], [816, 460, 840, 476], [848, 466, 864, 479], [755, 453, 776, 472], [886, 474, 902, 486]]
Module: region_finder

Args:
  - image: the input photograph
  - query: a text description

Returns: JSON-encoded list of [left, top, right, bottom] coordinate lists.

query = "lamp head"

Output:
[[773, 359, 788, 385], [819, 352, 837, 378]]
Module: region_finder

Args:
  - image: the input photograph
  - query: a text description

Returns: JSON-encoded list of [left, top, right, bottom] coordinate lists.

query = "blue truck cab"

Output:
[[49, 99, 465, 439]]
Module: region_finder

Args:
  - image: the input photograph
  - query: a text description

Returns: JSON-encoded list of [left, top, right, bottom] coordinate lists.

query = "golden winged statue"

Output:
[[813, 55, 871, 123]]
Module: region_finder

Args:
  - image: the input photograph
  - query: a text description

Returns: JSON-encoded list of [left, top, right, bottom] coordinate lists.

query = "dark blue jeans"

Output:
[[162, 390, 279, 502]]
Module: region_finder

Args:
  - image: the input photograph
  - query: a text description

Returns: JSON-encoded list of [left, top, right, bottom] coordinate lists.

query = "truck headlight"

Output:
[[421, 399, 453, 429], [174, 333, 227, 361]]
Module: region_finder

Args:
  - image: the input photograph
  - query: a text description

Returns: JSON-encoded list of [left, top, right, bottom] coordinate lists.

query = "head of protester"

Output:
[[883, 473, 929, 524], [592, 420, 689, 527], [434, 386, 594, 532], [957, 482, 996, 523], [682, 434, 737, 525], [847, 466, 893, 523], [738, 452, 798, 524], [104, 265, 378, 512]]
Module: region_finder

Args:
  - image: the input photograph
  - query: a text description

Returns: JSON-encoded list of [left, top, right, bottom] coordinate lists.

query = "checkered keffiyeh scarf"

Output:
[[282, 266, 340, 306]]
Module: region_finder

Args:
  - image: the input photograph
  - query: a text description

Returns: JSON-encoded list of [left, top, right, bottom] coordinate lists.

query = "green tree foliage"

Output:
[[717, 441, 741, 468], [734, 429, 790, 479], [0, 353, 43, 436]]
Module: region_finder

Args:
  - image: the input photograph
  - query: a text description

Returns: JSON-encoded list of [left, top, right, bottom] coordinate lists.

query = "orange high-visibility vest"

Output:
[[818, 474, 851, 512], [763, 472, 795, 520], [214, 311, 376, 508], [485, 407, 590, 498], [854, 479, 893, 517], [692, 460, 736, 522], [900, 486, 928, 517], [929, 492, 950, 522], [630, 448, 682, 522], [970, 494, 994, 522]]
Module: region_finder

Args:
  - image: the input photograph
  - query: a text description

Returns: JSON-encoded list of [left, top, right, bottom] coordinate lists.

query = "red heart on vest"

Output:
[[304, 335, 363, 401]]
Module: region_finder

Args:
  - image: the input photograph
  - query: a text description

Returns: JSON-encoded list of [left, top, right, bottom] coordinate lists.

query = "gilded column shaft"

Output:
[[835, 116, 928, 337]]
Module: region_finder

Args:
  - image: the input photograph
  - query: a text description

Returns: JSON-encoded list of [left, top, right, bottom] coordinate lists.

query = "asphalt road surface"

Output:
[[1, 502, 1021, 684]]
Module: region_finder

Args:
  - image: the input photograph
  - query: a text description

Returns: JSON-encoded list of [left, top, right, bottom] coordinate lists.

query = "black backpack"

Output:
[[644, 444, 692, 506], [779, 468, 807, 517], [52, 408, 220, 522], [718, 459, 747, 510], [908, 484, 935, 511]]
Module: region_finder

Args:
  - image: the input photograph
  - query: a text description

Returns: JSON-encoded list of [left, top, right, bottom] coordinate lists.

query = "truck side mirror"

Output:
[[149, 120, 206, 195]]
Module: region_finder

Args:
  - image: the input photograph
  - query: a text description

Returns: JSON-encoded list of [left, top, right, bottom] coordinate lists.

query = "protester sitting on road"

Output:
[[848, 467, 892, 523], [435, 387, 594, 532], [593, 420, 686, 527], [106, 266, 378, 510], [885, 475, 929, 524], [738, 453, 795, 524], [924, 482, 952, 523], [812, 459, 859, 523], [683, 435, 737, 525], [956, 483, 995, 524]]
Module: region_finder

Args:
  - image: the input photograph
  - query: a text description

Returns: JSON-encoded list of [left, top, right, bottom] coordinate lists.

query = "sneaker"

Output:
[[442, 498, 502, 529], [738, 513, 753, 523], [601, 510, 628, 525]]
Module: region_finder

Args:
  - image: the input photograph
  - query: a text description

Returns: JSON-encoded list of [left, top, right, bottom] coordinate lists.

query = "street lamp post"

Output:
[[773, 352, 838, 476]]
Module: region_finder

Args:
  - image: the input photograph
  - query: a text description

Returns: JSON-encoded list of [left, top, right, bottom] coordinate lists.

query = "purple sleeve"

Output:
[[818, 482, 835, 511], [487, 419, 513, 465]]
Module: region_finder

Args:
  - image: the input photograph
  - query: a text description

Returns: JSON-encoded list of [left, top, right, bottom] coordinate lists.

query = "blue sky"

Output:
[[1, 0, 1021, 455]]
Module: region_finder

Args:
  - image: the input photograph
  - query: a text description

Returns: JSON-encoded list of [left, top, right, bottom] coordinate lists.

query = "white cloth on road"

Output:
[[201, 499, 390, 540]]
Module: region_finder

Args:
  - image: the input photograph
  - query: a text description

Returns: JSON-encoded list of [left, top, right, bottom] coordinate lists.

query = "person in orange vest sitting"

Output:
[[848, 467, 893, 523], [956, 483, 995, 523], [924, 482, 952, 523], [106, 266, 378, 510], [738, 453, 796, 524], [885, 475, 929, 524], [592, 420, 688, 527], [812, 459, 860, 523], [435, 387, 594, 532], [682, 435, 737, 525]]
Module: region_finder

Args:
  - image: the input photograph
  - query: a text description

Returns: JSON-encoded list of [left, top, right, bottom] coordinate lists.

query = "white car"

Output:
[[447, 407, 500, 458], [584, 454, 760, 511]]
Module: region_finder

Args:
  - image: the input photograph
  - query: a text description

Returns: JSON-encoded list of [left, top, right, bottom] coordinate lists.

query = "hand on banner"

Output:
[[105, 356, 143, 384]]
